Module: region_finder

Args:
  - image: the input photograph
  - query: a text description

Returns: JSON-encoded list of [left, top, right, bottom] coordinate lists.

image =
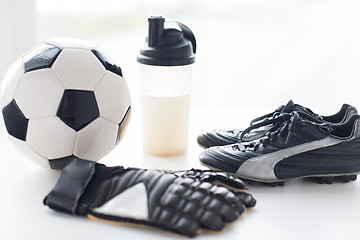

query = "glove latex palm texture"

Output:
[[44, 159, 255, 237]]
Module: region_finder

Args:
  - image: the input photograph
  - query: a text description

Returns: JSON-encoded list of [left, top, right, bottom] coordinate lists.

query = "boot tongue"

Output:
[[281, 100, 295, 113], [297, 113, 333, 134], [316, 122, 333, 133]]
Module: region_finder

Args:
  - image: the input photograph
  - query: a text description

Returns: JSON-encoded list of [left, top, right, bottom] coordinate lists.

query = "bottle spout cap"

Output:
[[148, 16, 165, 48], [138, 16, 196, 66]]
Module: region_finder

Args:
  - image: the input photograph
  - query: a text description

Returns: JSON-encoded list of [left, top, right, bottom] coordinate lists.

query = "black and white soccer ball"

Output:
[[0, 38, 131, 170]]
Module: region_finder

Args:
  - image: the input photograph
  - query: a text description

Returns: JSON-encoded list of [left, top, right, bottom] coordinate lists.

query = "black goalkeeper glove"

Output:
[[44, 159, 255, 237]]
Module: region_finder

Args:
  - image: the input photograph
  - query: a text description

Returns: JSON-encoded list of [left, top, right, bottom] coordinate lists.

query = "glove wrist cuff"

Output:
[[44, 159, 96, 214]]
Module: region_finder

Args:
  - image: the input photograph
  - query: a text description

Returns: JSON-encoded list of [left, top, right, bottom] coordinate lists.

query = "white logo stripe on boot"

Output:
[[236, 137, 343, 182]]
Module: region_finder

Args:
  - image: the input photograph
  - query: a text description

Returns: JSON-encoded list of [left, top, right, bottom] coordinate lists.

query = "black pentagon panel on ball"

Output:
[[57, 90, 100, 131], [2, 99, 29, 141], [23, 44, 62, 73], [91, 48, 123, 77], [116, 106, 131, 145]]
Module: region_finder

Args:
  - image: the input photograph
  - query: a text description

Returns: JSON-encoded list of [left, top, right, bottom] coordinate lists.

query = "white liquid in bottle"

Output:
[[141, 93, 190, 156]]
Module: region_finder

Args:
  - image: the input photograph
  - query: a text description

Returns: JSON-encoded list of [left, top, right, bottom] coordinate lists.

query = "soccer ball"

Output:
[[0, 38, 131, 170]]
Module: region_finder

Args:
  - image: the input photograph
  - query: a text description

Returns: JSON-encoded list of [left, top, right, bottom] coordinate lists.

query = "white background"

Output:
[[1, 0, 360, 239], [1, 0, 360, 111]]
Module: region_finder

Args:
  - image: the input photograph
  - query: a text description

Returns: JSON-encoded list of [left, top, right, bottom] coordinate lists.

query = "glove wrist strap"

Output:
[[43, 159, 96, 214]]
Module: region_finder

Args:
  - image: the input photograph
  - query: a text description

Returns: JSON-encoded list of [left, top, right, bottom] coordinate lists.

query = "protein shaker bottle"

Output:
[[137, 16, 196, 156]]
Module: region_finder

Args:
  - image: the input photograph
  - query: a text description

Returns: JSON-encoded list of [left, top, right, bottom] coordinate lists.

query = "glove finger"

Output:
[[203, 173, 248, 191], [157, 208, 200, 237], [174, 215, 199, 237], [180, 169, 248, 191], [208, 196, 241, 222], [235, 191, 257, 208], [182, 181, 241, 229], [212, 186, 245, 215], [199, 209, 225, 231]]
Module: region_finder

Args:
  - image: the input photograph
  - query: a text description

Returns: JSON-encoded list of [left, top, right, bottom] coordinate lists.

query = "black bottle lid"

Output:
[[137, 16, 196, 66]]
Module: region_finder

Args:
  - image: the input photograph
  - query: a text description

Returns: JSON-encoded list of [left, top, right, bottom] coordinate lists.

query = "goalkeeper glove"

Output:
[[44, 159, 255, 237]]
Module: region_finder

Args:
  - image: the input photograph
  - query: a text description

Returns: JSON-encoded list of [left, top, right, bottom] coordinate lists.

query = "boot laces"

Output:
[[238, 112, 332, 151]]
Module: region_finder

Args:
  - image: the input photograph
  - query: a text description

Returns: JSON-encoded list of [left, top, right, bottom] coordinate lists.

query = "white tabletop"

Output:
[[1, 107, 359, 240]]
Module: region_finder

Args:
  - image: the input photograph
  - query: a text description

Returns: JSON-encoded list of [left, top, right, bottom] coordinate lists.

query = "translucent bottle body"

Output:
[[140, 64, 192, 156]]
